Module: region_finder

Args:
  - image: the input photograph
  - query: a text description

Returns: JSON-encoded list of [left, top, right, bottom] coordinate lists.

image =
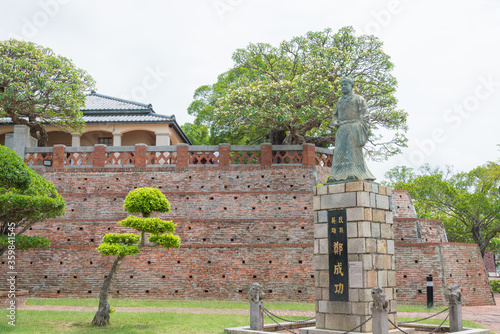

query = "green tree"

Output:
[[383, 163, 500, 256], [92, 187, 181, 326], [188, 27, 408, 159], [0, 39, 95, 146], [0, 146, 65, 256]]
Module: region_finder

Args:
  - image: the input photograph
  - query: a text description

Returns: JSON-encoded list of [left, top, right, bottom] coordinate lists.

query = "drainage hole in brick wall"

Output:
[[210, 197, 214, 200], [403, 275, 407, 278], [247, 185, 251, 188], [414, 260, 418, 263], [73, 276, 77, 279], [304, 207, 308, 210], [301, 226, 305, 229], [450, 274, 452, 277], [145, 290, 149, 293], [268, 290, 273, 293], [60, 262, 63, 265], [256, 238, 260, 241], [189, 275, 193, 279], [207, 261, 211, 264], [29, 227, 32, 230], [224, 185, 227, 189], [71, 209, 74, 212], [252, 207, 256, 210], [151, 177, 155, 180], [204, 290, 208, 293], [57, 227, 60, 230], [79, 227, 83, 230], [285, 275, 288, 278], [222, 275, 226, 278], [456, 259, 459, 262], [162, 275, 166, 279], [298, 290, 302, 293], [83, 198, 87, 201], [217, 227, 220, 229], [261, 175, 265, 178], [78, 187, 81, 189], [245, 226, 249, 229], [189, 176, 192, 179], [158, 186, 162, 189], [311, 275, 315, 278], [116, 291, 120, 294], [290, 185, 294, 188], [186, 197, 189, 200], [224, 207, 227, 210], [278, 207, 281, 210], [200, 186, 204, 189], [88, 291, 91, 294], [273, 226, 276, 229], [115, 178, 119, 181], [113, 198, 116, 201], [148, 261, 151, 264], [57, 290, 60, 294], [234, 196, 238, 200], [130, 276, 134, 279], [175, 290, 178, 293], [417, 290, 422, 293], [188, 227, 191, 230], [468, 259, 471, 262], [267, 185, 270, 188], [30, 262, 33, 264], [253, 275, 257, 278], [67, 238, 70, 241], [90, 261, 93, 265], [108, 227, 111, 230], [401, 238, 404, 241], [236, 176, 239, 179], [242, 260, 245, 264], [44, 276, 48, 279], [479, 273, 481, 276], [286, 238, 290, 241], [177, 261, 181, 264], [90, 239, 94, 242], [298, 260, 303, 264], [265, 196, 268, 199], [293, 196, 297, 199], [473, 288, 476, 291], [269, 261, 272, 264], [106, 186, 109, 189], [230, 239, 234, 242], [239, 290, 243, 293], [199, 207, 202, 210]]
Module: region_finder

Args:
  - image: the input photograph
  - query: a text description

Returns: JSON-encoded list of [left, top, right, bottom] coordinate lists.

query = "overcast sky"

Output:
[[1, 0, 499, 180]]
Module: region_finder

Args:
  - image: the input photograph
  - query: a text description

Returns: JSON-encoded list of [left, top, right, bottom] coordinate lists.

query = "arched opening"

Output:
[[81, 131, 113, 147], [47, 131, 72, 146], [122, 130, 155, 146]]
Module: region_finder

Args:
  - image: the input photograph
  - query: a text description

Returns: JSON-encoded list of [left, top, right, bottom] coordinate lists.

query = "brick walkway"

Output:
[[19, 294, 499, 334]]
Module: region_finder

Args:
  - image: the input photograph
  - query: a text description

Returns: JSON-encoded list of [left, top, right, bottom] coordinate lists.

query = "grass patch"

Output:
[[398, 317, 485, 329], [397, 304, 448, 313], [0, 310, 308, 334], [27, 298, 315, 311]]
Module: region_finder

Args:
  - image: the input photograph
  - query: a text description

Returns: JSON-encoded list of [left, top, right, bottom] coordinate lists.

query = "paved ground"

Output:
[[19, 294, 499, 333]]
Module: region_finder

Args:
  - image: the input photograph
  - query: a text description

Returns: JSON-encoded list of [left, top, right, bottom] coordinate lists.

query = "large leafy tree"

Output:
[[383, 163, 500, 257], [92, 187, 181, 326], [0, 146, 65, 256], [0, 39, 95, 146], [188, 27, 408, 159]]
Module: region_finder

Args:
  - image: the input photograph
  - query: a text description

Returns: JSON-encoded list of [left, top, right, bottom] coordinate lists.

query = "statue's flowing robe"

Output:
[[328, 93, 375, 183]]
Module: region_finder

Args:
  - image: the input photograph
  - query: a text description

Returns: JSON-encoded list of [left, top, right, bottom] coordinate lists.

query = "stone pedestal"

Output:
[[306, 182, 396, 333]]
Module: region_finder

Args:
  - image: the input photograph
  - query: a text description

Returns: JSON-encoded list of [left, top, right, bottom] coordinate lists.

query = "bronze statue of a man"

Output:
[[327, 77, 375, 184]]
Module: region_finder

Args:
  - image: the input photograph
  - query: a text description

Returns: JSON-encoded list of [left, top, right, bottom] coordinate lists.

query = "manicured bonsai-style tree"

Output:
[[91, 187, 181, 326], [0, 146, 65, 256]]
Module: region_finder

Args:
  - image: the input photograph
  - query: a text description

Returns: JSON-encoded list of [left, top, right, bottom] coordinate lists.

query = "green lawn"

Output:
[[0, 310, 307, 334], [27, 298, 315, 311]]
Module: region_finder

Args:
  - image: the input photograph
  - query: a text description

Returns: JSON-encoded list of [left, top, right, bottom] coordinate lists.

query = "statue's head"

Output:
[[340, 77, 354, 95]]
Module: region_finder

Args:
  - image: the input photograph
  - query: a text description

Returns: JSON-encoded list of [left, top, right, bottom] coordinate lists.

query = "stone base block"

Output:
[[299, 327, 415, 334]]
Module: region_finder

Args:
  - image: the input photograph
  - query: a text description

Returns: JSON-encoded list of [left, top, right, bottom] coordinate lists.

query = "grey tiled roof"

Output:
[[83, 92, 151, 112], [83, 114, 175, 123]]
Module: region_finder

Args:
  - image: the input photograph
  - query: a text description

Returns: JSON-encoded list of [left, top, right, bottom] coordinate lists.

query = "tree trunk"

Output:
[[471, 226, 486, 257], [269, 130, 287, 145], [91, 255, 126, 326]]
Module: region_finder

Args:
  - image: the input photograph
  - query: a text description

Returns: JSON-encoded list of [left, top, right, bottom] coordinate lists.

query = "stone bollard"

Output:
[[371, 286, 389, 334], [448, 284, 463, 332], [249, 283, 265, 331]]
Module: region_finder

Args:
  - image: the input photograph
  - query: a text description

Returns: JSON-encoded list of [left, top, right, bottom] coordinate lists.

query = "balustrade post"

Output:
[[52, 145, 66, 169], [134, 144, 147, 167], [219, 143, 230, 168], [176, 144, 189, 168], [302, 143, 316, 166], [448, 284, 463, 332], [260, 143, 272, 167], [371, 286, 389, 334], [93, 144, 106, 168], [249, 283, 265, 331]]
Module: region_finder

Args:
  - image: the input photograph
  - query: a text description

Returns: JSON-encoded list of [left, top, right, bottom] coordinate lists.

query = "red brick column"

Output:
[[260, 143, 272, 167], [93, 144, 106, 168], [134, 144, 147, 167], [302, 143, 316, 167], [176, 144, 189, 168], [219, 143, 230, 168], [52, 145, 66, 169]]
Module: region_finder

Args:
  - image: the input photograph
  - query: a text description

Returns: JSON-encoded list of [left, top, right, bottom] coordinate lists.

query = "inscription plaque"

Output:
[[328, 209, 348, 301], [349, 261, 363, 288]]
